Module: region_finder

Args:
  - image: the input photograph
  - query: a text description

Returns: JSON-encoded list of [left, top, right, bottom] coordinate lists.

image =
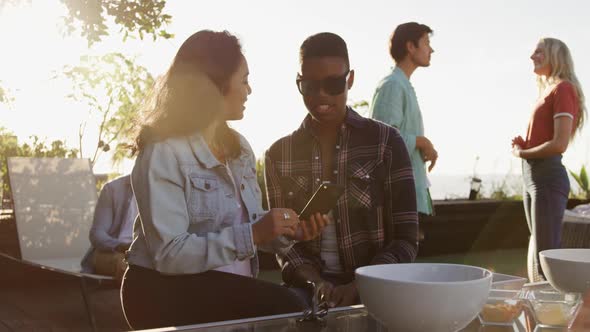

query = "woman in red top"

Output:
[[511, 38, 586, 282]]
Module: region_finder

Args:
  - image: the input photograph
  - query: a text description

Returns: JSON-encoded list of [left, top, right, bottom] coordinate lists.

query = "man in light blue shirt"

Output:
[[369, 22, 437, 215]]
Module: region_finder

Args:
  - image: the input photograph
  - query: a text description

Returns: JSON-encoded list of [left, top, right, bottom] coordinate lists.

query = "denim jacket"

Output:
[[127, 130, 292, 276]]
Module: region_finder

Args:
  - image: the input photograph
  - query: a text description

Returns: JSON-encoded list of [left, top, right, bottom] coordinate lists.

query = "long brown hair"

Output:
[[132, 30, 243, 157]]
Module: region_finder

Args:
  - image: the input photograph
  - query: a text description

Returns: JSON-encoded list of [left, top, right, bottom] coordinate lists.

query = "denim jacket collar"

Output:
[[188, 132, 251, 169]]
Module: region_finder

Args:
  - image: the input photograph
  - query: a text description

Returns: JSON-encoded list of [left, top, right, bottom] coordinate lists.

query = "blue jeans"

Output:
[[522, 156, 570, 282]]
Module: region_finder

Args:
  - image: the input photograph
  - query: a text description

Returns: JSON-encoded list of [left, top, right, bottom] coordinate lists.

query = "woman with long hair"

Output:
[[121, 30, 328, 329], [512, 37, 586, 282]]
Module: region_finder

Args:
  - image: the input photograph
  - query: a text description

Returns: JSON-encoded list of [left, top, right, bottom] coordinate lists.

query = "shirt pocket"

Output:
[[347, 160, 379, 210], [279, 175, 311, 213], [188, 174, 220, 223]]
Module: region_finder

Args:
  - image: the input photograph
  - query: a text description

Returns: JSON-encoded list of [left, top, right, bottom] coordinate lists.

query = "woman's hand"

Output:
[[511, 135, 525, 148], [115, 242, 131, 253], [252, 208, 299, 245], [511, 136, 525, 158], [512, 145, 522, 158], [291, 212, 330, 241]]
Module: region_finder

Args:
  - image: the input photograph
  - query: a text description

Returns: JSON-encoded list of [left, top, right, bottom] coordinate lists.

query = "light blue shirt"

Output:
[[369, 67, 433, 215]]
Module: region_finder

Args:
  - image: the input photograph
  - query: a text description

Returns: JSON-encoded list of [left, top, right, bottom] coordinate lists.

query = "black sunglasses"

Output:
[[296, 70, 350, 96]]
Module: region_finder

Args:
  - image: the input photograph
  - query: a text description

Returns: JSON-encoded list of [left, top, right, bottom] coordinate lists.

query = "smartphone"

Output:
[[298, 183, 345, 220]]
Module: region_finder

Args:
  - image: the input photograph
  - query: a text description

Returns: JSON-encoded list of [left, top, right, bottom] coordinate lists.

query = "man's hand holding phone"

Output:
[[290, 212, 330, 241], [289, 183, 343, 242]]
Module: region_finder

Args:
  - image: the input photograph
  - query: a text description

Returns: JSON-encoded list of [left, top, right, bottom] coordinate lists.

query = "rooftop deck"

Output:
[[0, 252, 127, 332], [0, 199, 587, 331]]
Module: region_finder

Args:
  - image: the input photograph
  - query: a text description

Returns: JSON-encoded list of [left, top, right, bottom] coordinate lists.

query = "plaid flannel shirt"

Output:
[[264, 108, 419, 284]]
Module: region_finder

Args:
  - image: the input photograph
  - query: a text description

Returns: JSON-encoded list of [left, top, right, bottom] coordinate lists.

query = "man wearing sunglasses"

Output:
[[369, 22, 437, 217], [264, 32, 418, 308]]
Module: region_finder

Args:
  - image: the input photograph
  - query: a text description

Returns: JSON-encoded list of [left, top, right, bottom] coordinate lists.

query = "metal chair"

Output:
[[5, 157, 116, 331]]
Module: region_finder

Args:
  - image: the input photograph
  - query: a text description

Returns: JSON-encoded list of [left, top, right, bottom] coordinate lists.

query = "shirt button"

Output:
[[252, 213, 257, 219], [316, 178, 320, 182], [315, 156, 319, 160], [241, 183, 245, 190], [335, 145, 340, 149], [333, 170, 338, 174]]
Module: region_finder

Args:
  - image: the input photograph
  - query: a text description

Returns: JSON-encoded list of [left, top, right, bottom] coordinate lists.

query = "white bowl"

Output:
[[355, 263, 492, 332], [540, 248, 590, 294]]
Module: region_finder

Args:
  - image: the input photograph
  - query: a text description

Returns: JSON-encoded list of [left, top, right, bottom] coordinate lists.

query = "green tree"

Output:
[[0, 0, 25, 9], [59, 52, 154, 166], [0, 81, 13, 106], [350, 99, 369, 116], [256, 158, 268, 210], [0, 0, 173, 47]]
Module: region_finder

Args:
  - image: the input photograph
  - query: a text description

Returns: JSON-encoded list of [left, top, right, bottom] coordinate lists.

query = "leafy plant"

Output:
[[0, 0, 27, 9], [0, 0, 173, 47], [488, 181, 521, 201], [61, 0, 173, 46], [569, 165, 589, 199], [256, 158, 268, 210], [0, 81, 14, 106], [59, 52, 154, 166], [481, 172, 523, 201], [350, 100, 369, 116]]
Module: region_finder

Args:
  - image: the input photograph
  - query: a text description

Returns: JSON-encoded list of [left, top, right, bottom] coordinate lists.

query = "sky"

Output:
[[0, 0, 589, 196]]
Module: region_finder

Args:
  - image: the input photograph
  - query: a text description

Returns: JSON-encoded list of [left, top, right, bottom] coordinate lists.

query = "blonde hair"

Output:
[[536, 37, 586, 136]]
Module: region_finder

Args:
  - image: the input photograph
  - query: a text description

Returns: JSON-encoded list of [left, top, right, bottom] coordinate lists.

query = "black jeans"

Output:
[[121, 265, 305, 330]]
